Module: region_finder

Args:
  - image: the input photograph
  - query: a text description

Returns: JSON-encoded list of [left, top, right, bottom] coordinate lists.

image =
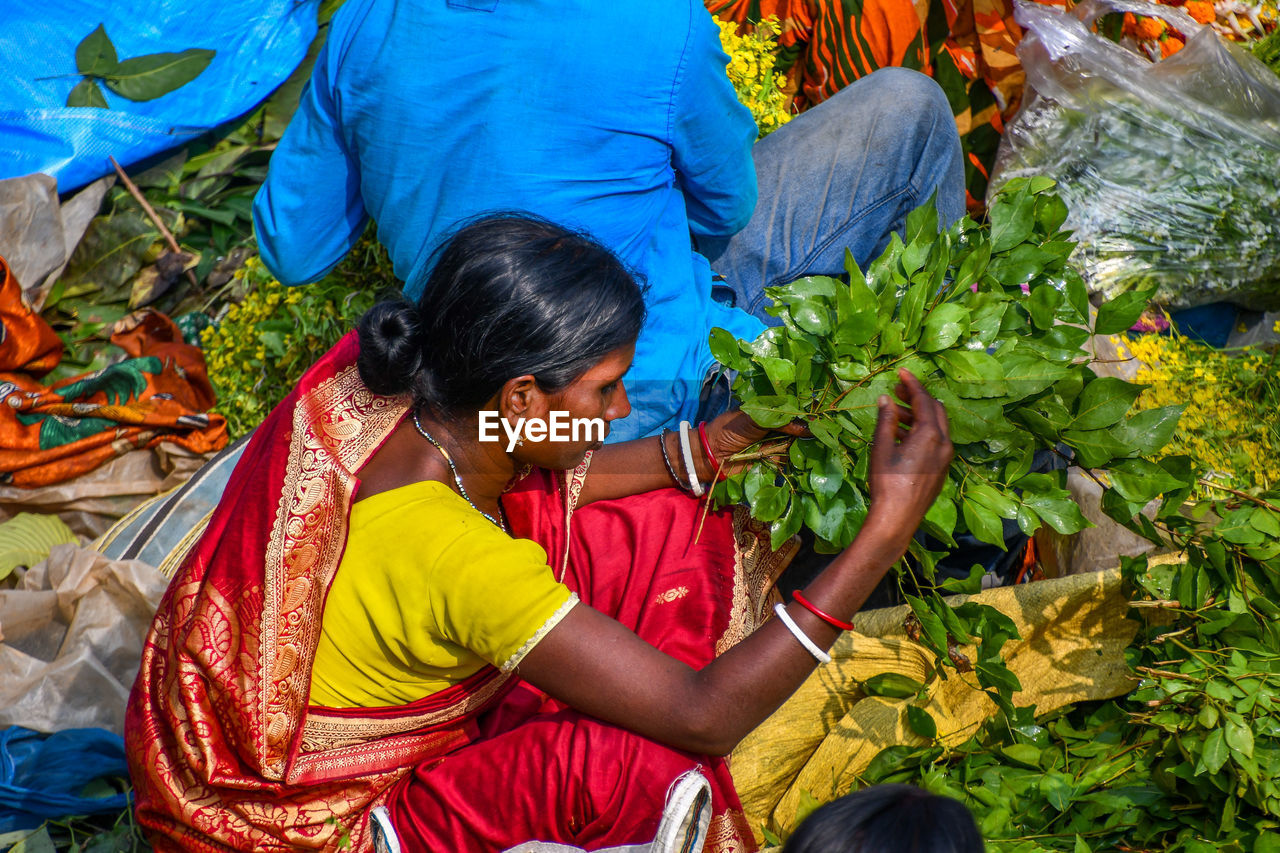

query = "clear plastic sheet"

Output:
[[990, 0, 1280, 311], [0, 544, 166, 735]]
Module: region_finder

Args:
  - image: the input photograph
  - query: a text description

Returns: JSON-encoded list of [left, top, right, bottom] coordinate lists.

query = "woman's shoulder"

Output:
[[347, 480, 549, 575]]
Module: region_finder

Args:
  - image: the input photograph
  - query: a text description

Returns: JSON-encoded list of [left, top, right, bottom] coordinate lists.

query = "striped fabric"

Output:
[[705, 0, 1067, 210]]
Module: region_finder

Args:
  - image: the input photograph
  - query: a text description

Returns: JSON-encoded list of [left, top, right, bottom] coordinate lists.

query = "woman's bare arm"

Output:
[[518, 371, 952, 755], [577, 411, 801, 504]]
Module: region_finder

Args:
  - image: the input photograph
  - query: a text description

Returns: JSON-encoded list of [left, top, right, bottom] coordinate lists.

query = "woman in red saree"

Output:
[[126, 216, 952, 852]]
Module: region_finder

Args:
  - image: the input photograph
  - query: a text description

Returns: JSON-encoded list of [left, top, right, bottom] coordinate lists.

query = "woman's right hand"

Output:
[[863, 369, 953, 554]]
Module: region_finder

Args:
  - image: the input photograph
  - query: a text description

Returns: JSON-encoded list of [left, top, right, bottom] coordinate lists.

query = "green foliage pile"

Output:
[[862, 488, 1280, 852], [710, 177, 1171, 714], [201, 234, 392, 438]]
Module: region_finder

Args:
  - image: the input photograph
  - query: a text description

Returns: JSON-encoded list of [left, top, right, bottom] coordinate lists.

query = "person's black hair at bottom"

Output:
[[781, 783, 983, 853]]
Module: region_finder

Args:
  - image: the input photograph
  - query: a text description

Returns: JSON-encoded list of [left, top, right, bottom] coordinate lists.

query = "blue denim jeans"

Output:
[[697, 67, 966, 325]]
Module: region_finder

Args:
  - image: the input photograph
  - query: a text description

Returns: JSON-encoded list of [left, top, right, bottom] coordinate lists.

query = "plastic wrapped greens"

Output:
[[990, 0, 1280, 311]]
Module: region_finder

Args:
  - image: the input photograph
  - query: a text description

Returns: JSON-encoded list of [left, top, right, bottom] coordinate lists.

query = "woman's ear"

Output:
[[497, 374, 543, 421]]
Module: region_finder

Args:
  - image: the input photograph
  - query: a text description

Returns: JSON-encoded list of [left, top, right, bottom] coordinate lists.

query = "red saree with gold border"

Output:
[[126, 332, 792, 852]]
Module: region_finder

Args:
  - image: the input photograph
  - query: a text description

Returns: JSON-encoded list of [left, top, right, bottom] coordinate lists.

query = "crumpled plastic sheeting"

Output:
[[0, 173, 112, 309], [0, 444, 208, 540], [0, 543, 167, 735], [732, 568, 1141, 842]]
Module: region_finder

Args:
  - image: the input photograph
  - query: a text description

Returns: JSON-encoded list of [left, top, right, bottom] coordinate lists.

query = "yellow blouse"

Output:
[[309, 480, 577, 708]]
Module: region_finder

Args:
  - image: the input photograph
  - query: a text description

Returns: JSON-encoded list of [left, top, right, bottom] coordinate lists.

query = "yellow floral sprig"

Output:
[[200, 254, 379, 437], [715, 15, 793, 138], [1119, 325, 1280, 496]]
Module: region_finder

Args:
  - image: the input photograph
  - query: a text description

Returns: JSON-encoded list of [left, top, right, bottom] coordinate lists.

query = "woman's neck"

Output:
[[355, 409, 514, 516]]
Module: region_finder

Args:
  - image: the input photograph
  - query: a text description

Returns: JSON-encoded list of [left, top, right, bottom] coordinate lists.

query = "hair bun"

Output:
[[356, 300, 427, 397]]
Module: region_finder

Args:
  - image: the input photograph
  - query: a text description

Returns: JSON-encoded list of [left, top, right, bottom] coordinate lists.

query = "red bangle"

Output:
[[793, 591, 855, 631], [697, 421, 728, 482]]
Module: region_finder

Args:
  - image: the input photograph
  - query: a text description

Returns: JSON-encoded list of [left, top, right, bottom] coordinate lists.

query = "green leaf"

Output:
[[1034, 192, 1069, 234], [804, 495, 849, 546], [1120, 405, 1185, 456], [807, 448, 845, 501], [906, 705, 938, 739], [977, 659, 1022, 693], [934, 349, 1006, 398], [1027, 282, 1064, 330], [759, 356, 796, 393], [1023, 492, 1091, 535], [918, 303, 970, 352], [834, 277, 880, 347], [988, 182, 1037, 253], [75, 23, 118, 76], [771, 496, 804, 551], [1040, 772, 1075, 811], [708, 327, 745, 372], [1225, 716, 1255, 759], [962, 499, 1006, 549], [1094, 288, 1156, 336], [66, 78, 109, 108], [1202, 728, 1230, 774], [740, 400, 796, 429], [940, 566, 986, 599], [1108, 458, 1187, 504], [1002, 351, 1070, 399], [103, 48, 216, 102], [1071, 377, 1144, 430], [897, 282, 928, 344], [1061, 426, 1135, 469], [999, 742, 1043, 769], [953, 242, 990, 292], [862, 672, 926, 699], [930, 386, 1004, 445]]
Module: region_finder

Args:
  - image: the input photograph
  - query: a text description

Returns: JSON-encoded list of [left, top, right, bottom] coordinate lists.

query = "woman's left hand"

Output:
[[700, 410, 808, 480]]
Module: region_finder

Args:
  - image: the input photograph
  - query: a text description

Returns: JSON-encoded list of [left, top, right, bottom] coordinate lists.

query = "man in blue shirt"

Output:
[[253, 0, 963, 440]]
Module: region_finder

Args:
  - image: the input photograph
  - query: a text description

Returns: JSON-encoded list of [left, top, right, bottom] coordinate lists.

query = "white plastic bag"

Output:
[[990, 0, 1280, 311]]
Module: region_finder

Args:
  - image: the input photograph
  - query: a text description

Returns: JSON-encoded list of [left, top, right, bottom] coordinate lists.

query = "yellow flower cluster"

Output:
[[716, 16, 793, 138], [1119, 330, 1280, 496], [200, 255, 374, 437]]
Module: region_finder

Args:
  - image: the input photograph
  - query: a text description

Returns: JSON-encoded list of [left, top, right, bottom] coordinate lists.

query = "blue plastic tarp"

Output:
[[0, 0, 318, 194], [0, 727, 130, 833]]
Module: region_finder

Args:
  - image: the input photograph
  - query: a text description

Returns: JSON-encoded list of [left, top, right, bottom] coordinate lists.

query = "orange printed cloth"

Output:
[[0, 256, 227, 487], [705, 0, 1067, 208]]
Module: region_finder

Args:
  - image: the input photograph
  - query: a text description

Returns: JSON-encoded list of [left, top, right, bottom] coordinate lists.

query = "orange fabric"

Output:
[[0, 255, 227, 487], [707, 0, 930, 108]]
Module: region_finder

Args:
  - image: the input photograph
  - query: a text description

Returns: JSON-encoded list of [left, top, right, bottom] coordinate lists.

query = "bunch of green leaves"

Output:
[[710, 176, 1172, 711], [990, 82, 1280, 313], [201, 234, 392, 437], [857, 483, 1280, 852], [66, 24, 214, 108]]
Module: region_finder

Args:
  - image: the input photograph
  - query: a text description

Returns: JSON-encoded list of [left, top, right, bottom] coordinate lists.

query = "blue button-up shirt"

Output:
[[253, 0, 764, 440]]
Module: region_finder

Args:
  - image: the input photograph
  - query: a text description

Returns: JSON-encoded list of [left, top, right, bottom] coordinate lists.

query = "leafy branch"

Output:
[[710, 177, 1177, 718]]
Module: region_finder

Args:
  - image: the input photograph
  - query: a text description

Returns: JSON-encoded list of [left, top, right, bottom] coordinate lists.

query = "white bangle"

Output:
[[678, 420, 705, 497], [773, 602, 832, 664]]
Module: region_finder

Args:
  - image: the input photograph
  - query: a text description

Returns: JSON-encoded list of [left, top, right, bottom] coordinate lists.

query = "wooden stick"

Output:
[[109, 155, 199, 289]]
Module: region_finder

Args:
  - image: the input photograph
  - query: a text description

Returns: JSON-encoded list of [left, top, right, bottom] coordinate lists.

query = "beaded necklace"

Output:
[[411, 411, 507, 533]]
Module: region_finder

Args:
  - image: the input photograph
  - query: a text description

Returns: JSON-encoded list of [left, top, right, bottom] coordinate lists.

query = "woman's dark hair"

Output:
[[356, 214, 646, 414], [781, 784, 983, 853]]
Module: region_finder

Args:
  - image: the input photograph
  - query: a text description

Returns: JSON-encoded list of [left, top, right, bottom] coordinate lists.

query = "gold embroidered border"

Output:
[[705, 809, 755, 853], [501, 591, 580, 673], [717, 507, 801, 656], [558, 450, 593, 582], [260, 368, 407, 778], [298, 666, 513, 755]]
